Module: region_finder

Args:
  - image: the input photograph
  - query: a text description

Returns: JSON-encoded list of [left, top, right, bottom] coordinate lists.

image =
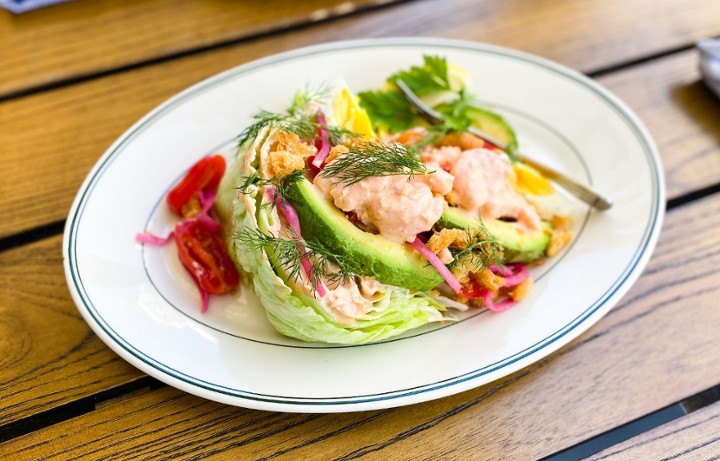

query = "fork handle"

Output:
[[514, 152, 613, 210]]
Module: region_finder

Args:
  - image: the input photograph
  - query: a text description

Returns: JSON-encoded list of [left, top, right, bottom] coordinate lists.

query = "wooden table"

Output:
[[2, 1, 720, 459]]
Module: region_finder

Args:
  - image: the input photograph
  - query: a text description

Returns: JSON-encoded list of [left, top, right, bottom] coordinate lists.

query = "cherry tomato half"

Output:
[[174, 219, 239, 300], [167, 154, 226, 217]]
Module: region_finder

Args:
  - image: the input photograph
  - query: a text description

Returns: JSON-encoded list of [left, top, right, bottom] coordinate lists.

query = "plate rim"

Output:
[[63, 37, 665, 412]]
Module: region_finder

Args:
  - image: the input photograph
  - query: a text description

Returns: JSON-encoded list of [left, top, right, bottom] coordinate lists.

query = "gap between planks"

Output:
[[2, 178, 719, 255], [0, 8, 716, 104], [540, 383, 720, 460], [0, 0, 416, 103], [2, 8, 720, 453], [0, 376, 165, 444], [1, 373, 718, 457]]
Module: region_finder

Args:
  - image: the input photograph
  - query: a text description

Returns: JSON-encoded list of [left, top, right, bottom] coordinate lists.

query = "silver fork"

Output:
[[396, 80, 613, 210]]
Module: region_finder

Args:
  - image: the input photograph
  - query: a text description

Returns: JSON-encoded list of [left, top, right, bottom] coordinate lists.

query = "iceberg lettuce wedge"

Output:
[[217, 124, 452, 345]]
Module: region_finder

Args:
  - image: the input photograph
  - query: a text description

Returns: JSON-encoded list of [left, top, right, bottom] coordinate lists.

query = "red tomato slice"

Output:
[[167, 155, 226, 216], [174, 219, 239, 302], [457, 280, 484, 299]]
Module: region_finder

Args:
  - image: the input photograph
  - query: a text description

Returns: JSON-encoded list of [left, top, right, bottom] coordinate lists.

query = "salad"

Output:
[[140, 56, 574, 345]]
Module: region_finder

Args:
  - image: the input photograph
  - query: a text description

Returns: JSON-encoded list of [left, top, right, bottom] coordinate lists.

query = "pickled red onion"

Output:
[[135, 231, 174, 245], [196, 188, 221, 233], [480, 289, 516, 312], [180, 264, 210, 313], [267, 187, 326, 297], [311, 112, 331, 169], [410, 236, 462, 293], [490, 263, 529, 288]]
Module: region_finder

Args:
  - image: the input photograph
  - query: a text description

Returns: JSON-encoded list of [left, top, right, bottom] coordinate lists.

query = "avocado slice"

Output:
[[434, 103, 518, 153], [437, 207, 550, 263], [465, 105, 518, 152], [285, 178, 443, 291]]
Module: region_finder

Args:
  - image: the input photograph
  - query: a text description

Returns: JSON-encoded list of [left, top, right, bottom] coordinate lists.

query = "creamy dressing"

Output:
[[422, 145, 462, 171], [314, 158, 452, 243], [424, 147, 541, 231], [321, 276, 382, 324]]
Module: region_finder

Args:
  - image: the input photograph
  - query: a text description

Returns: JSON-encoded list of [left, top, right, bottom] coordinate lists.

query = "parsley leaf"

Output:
[[435, 92, 473, 132], [358, 55, 452, 133], [357, 89, 417, 133], [388, 55, 450, 96]]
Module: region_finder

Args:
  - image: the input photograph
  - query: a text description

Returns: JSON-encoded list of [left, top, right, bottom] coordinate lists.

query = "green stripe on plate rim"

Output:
[[65, 38, 663, 406]]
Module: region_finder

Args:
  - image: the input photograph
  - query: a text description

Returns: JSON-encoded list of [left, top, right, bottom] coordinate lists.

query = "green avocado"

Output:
[[285, 178, 443, 291], [434, 103, 518, 153], [437, 207, 550, 263]]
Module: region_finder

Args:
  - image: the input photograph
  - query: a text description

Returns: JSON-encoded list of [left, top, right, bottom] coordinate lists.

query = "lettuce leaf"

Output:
[[220, 124, 452, 344]]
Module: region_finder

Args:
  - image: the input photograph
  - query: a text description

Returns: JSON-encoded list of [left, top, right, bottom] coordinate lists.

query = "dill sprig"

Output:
[[237, 109, 360, 150], [274, 114, 317, 140], [235, 171, 267, 195], [304, 238, 354, 287], [234, 228, 355, 293], [325, 125, 360, 145], [235, 228, 307, 282], [319, 141, 431, 186], [236, 169, 306, 209], [289, 84, 330, 115], [448, 224, 503, 272], [236, 110, 287, 149], [238, 85, 362, 150]]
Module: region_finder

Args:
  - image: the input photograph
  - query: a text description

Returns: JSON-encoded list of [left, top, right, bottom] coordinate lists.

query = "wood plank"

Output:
[[2, 192, 718, 459], [588, 402, 720, 460], [2, 0, 720, 97], [1, 44, 716, 239], [0, 0, 399, 97], [0, 235, 144, 424]]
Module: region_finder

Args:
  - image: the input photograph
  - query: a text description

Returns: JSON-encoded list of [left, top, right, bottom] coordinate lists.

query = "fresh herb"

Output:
[[235, 171, 265, 195], [448, 224, 503, 272], [357, 56, 451, 133], [234, 228, 354, 291], [357, 89, 418, 133], [277, 114, 318, 140], [325, 125, 360, 145], [236, 110, 288, 149], [236, 169, 306, 206], [357, 56, 520, 161], [319, 141, 431, 186], [434, 92, 473, 132], [304, 238, 354, 287], [289, 85, 329, 116], [388, 55, 450, 96], [435, 98, 519, 158], [235, 228, 307, 282], [237, 85, 328, 149], [238, 107, 359, 150]]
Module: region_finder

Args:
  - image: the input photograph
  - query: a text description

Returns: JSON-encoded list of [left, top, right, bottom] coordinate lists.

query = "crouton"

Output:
[[273, 130, 316, 158], [510, 277, 533, 302], [266, 150, 305, 179], [546, 228, 573, 257], [427, 228, 468, 255], [475, 267, 505, 292], [551, 214, 573, 230]]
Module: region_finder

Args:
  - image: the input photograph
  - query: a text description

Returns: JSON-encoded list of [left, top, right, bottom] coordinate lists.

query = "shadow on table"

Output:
[[671, 79, 720, 144]]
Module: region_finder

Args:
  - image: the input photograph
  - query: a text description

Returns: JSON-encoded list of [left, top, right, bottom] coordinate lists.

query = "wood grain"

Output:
[[2, 45, 717, 240], [2, 0, 720, 97], [588, 402, 720, 460], [0, 0, 399, 97], [2, 192, 718, 459], [0, 235, 144, 424], [596, 52, 720, 199]]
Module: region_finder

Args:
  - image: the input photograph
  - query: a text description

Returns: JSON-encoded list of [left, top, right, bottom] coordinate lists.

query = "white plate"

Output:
[[63, 38, 664, 412]]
